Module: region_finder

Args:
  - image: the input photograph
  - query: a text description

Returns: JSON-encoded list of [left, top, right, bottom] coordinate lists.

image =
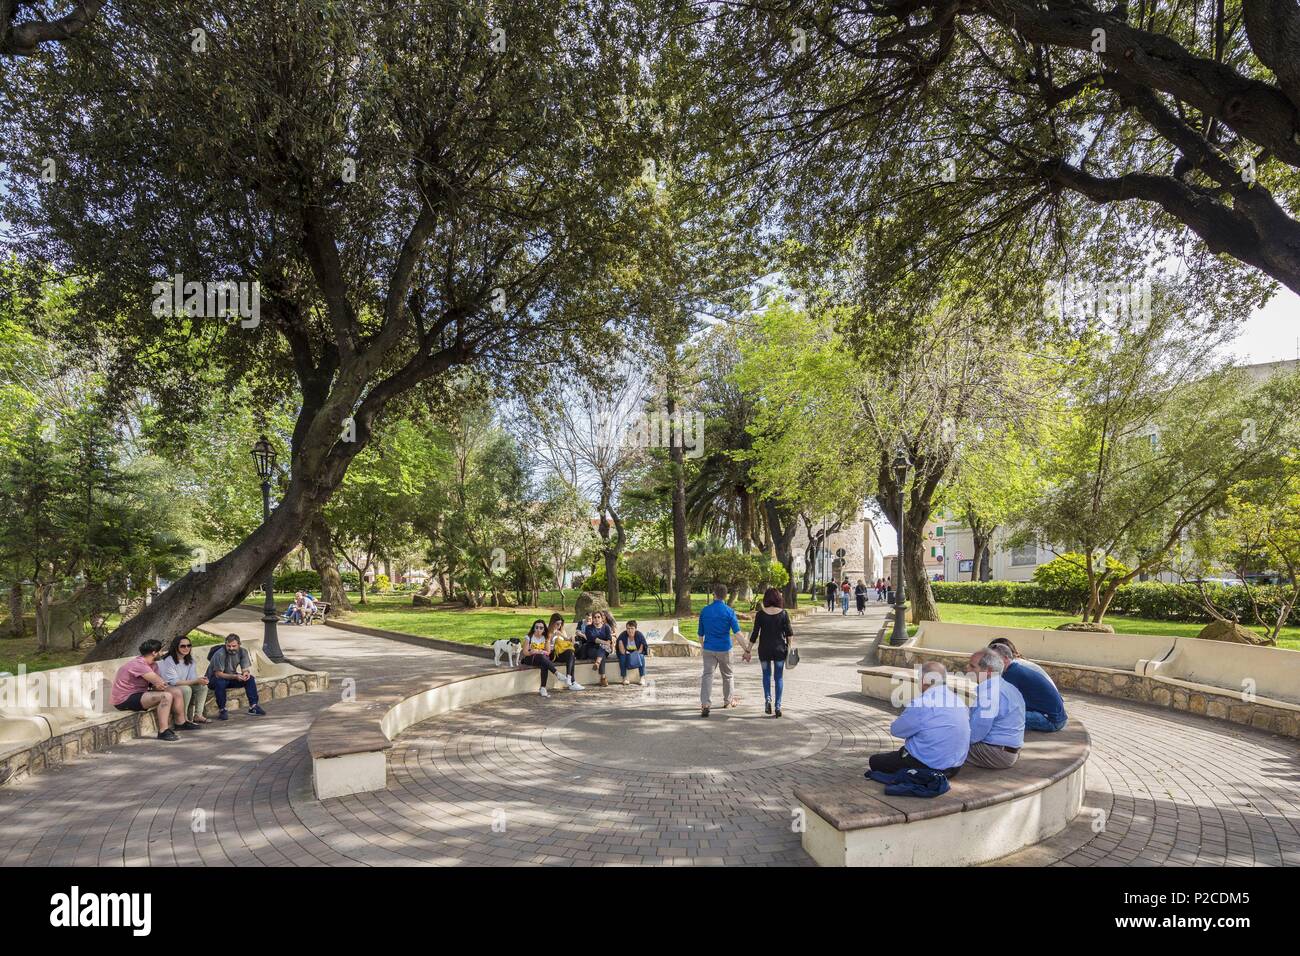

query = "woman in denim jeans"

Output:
[[616, 619, 648, 684], [743, 587, 794, 717]]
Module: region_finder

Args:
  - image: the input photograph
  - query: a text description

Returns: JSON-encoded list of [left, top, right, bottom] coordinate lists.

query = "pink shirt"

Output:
[[111, 656, 159, 706]]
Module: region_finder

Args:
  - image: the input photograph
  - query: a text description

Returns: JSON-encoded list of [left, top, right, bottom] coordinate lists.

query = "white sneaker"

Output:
[[539, 687, 549, 698], [569, 680, 585, 691]]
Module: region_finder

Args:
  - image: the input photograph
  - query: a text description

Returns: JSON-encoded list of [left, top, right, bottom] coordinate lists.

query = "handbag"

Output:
[[625, 651, 645, 670], [786, 646, 800, 669]]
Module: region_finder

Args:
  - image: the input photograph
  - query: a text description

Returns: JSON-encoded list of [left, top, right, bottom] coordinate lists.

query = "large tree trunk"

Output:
[[667, 392, 692, 617], [978, 542, 992, 582], [763, 499, 799, 609], [903, 524, 939, 623], [5, 582, 23, 637], [302, 515, 353, 613]]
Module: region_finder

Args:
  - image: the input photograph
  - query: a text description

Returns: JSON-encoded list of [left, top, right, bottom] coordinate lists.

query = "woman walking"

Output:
[[840, 579, 851, 615], [854, 580, 867, 615], [743, 587, 794, 717]]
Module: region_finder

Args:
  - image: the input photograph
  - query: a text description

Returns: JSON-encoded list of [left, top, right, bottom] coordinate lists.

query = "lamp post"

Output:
[[891, 446, 910, 646], [251, 435, 285, 663]]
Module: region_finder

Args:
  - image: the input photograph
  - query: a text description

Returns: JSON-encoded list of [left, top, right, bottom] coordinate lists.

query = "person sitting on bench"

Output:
[[990, 642, 1068, 732], [110, 639, 195, 741], [867, 661, 969, 778], [207, 634, 267, 720], [965, 648, 1025, 769]]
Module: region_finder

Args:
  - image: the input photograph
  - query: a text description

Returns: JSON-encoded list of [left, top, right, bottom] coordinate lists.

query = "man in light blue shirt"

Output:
[[868, 662, 970, 776], [697, 584, 741, 717], [966, 648, 1026, 769]]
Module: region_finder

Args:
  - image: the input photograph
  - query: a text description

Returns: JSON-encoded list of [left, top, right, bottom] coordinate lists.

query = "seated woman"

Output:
[[582, 611, 616, 687], [159, 635, 211, 724], [548, 613, 584, 691], [521, 618, 575, 698], [616, 619, 648, 685]]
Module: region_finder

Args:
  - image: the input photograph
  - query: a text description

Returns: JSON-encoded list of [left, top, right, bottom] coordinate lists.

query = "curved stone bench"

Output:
[[310, 665, 590, 799], [796, 688, 1089, 866], [0, 635, 329, 788], [878, 622, 1300, 740]]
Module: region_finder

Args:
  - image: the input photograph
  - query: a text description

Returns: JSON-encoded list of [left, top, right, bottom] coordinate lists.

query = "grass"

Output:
[[0, 630, 221, 675], [905, 602, 1300, 651], [335, 590, 716, 645]]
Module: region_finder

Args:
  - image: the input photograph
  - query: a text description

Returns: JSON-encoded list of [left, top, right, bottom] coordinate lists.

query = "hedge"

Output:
[[273, 569, 322, 593], [931, 580, 1292, 625]]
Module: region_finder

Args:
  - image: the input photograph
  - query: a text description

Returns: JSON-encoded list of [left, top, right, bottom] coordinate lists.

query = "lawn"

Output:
[[335, 591, 716, 645], [0, 630, 222, 675], [908, 602, 1300, 652]]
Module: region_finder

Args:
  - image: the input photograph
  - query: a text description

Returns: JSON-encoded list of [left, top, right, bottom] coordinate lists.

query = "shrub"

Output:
[[273, 569, 322, 593], [1032, 553, 1132, 612], [340, 570, 360, 590], [584, 563, 647, 601], [372, 573, 391, 593]]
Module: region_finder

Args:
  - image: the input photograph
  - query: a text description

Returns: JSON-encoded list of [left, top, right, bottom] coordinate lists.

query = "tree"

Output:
[[536, 476, 591, 609], [529, 370, 647, 607], [1, 4, 655, 660], [1012, 305, 1300, 624], [714, 5, 1300, 299], [1, 0, 103, 56]]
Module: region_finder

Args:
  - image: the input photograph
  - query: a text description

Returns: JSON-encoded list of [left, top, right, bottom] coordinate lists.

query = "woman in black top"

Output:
[[854, 580, 867, 615], [743, 587, 794, 717]]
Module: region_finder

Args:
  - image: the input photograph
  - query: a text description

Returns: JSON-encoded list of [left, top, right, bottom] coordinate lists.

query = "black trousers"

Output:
[[553, 649, 576, 679], [868, 746, 962, 778], [521, 653, 557, 687]]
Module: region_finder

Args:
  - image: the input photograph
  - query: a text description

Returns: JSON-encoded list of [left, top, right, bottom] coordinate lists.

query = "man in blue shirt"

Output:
[[697, 584, 741, 717], [868, 662, 969, 777], [991, 643, 1068, 732], [966, 648, 1026, 769]]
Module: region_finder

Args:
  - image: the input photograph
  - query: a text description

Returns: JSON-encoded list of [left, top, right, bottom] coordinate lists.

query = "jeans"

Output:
[[210, 675, 259, 710], [840, 593, 849, 614], [617, 652, 645, 679], [178, 682, 210, 719], [825, 594, 835, 612], [1025, 711, 1068, 732], [868, 746, 963, 778], [761, 659, 785, 708], [522, 653, 557, 687]]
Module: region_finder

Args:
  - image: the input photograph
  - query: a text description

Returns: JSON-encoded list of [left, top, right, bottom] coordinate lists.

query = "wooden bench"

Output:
[[796, 718, 1089, 866]]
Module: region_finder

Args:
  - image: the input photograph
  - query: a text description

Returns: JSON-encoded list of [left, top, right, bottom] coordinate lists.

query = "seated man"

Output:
[[110, 638, 195, 741], [299, 593, 318, 624], [207, 634, 267, 720], [966, 648, 1026, 769], [868, 661, 969, 777], [990, 642, 1068, 732]]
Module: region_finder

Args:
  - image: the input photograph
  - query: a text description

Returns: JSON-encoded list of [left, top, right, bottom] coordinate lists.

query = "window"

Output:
[[934, 526, 944, 537], [1010, 541, 1038, 566]]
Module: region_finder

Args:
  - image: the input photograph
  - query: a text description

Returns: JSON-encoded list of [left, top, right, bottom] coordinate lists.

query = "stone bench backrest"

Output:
[[1155, 637, 1300, 705], [914, 621, 1176, 672], [562, 619, 683, 642]]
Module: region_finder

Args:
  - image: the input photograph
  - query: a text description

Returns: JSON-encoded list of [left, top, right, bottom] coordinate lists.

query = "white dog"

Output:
[[492, 638, 522, 667]]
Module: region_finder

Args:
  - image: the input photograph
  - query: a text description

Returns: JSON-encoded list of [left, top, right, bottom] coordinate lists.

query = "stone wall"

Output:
[[0, 671, 329, 789], [876, 645, 1300, 740]]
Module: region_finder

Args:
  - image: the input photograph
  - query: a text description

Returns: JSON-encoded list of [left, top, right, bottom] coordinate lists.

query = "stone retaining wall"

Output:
[[0, 671, 329, 789], [876, 644, 1300, 740]]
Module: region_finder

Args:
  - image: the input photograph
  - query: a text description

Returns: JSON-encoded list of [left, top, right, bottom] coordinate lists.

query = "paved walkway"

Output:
[[0, 605, 1297, 866]]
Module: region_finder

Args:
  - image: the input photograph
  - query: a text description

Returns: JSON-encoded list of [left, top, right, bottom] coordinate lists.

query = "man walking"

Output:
[[698, 584, 741, 718]]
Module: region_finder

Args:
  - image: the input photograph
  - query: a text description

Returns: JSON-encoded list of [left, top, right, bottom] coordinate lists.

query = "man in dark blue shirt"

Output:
[[992, 644, 1068, 732], [697, 584, 741, 717]]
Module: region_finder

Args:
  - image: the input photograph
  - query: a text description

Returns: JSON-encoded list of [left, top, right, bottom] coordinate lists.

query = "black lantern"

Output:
[[251, 435, 275, 481], [890, 446, 910, 646], [251, 435, 285, 663]]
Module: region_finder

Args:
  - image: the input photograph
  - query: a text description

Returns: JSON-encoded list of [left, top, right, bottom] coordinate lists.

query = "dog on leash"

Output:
[[492, 637, 522, 667]]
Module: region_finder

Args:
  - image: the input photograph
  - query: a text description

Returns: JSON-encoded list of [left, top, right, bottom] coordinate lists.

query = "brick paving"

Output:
[[1, 604, 1297, 866]]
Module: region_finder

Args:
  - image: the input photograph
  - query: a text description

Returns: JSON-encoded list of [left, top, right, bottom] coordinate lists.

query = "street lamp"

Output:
[[891, 446, 910, 646], [251, 435, 285, 663]]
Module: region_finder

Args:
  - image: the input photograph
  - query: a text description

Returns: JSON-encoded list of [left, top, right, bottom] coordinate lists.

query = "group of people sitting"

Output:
[[521, 610, 649, 697], [110, 633, 268, 740], [867, 637, 1069, 781], [281, 591, 320, 625]]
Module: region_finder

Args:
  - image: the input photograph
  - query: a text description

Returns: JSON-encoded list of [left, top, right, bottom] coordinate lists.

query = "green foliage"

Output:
[[273, 570, 322, 593], [584, 562, 647, 602], [372, 573, 391, 594], [1032, 553, 1133, 610]]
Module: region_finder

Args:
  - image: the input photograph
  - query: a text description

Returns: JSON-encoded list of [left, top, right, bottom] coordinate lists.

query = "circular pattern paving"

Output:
[[539, 703, 830, 773]]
